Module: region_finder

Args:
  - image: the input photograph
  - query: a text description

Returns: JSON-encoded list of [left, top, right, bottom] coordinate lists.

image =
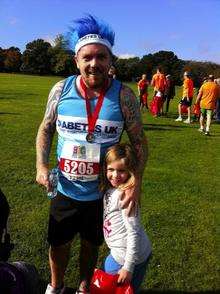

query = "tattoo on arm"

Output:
[[120, 85, 148, 176], [36, 80, 65, 168]]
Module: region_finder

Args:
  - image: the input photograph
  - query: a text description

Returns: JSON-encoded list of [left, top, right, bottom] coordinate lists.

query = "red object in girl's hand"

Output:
[[90, 268, 134, 294]]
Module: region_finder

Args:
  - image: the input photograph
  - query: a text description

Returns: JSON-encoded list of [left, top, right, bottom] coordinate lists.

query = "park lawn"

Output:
[[0, 73, 219, 293]]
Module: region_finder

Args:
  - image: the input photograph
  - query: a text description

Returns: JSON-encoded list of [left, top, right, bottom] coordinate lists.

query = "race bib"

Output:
[[59, 141, 100, 182]]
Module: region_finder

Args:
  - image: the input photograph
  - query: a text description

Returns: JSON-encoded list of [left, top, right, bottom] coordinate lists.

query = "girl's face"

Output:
[[106, 159, 130, 188]]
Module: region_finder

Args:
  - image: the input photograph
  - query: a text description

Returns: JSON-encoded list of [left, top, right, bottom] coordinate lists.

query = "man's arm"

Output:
[[120, 84, 148, 204], [151, 75, 155, 87], [195, 86, 202, 105], [36, 80, 65, 189]]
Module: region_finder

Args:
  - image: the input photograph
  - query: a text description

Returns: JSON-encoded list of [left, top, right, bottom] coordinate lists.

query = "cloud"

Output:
[[8, 17, 19, 25], [117, 53, 136, 59], [197, 42, 211, 55], [169, 33, 182, 40], [139, 40, 165, 53]]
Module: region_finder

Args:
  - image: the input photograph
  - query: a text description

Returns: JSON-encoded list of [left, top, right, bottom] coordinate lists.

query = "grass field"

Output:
[[0, 73, 219, 293]]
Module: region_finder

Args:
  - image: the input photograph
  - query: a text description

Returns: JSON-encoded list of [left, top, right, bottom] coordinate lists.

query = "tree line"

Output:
[[1, 35, 220, 87]]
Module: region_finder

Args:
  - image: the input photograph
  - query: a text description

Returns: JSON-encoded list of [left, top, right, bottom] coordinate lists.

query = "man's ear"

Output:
[[74, 56, 79, 69]]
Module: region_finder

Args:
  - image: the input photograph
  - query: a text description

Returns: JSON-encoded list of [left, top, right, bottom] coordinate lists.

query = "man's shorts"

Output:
[[180, 97, 193, 107], [200, 108, 213, 116], [47, 192, 103, 247]]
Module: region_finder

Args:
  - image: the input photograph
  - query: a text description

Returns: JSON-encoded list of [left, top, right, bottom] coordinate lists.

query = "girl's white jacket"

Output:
[[103, 188, 152, 273]]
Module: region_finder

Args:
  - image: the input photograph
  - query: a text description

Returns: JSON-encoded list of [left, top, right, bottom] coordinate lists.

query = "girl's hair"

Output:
[[100, 143, 136, 192]]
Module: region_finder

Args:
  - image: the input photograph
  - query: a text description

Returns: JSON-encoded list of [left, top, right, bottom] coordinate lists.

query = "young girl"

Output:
[[100, 143, 152, 293]]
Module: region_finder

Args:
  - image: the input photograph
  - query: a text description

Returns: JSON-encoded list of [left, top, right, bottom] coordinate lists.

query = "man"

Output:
[[151, 67, 166, 96], [214, 78, 220, 123], [151, 67, 167, 115], [175, 71, 194, 123], [164, 74, 175, 114], [137, 74, 149, 110], [36, 15, 148, 294], [196, 75, 220, 135], [108, 65, 116, 79]]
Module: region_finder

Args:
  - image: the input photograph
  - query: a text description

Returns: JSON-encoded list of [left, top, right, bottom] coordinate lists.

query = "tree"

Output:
[[21, 39, 52, 74], [115, 57, 140, 81], [0, 47, 5, 72], [49, 34, 78, 76], [4, 47, 22, 72]]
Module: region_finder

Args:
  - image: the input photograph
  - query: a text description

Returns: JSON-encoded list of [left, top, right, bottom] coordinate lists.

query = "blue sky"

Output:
[[1, 0, 220, 64]]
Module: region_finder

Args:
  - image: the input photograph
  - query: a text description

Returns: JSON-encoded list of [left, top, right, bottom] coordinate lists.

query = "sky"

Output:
[[1, 0, 220, 64]]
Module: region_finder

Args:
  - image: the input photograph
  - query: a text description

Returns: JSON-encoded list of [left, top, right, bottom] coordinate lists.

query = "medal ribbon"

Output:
[[80, 77, 108, 135]]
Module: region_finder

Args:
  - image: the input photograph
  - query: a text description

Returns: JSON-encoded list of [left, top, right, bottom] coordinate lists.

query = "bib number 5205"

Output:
[[60, 159, 99, 175]]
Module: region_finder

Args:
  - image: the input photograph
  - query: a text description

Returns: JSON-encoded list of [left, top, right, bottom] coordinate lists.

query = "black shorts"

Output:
[[180, 97, 193, 107], [47, 192, 104, 247]]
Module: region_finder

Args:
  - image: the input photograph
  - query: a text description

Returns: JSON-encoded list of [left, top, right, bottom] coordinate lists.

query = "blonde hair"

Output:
[[100, 143, 136, 192]]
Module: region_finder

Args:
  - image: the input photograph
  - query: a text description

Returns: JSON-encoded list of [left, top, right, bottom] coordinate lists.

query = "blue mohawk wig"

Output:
[[67, 14, 115, 53]]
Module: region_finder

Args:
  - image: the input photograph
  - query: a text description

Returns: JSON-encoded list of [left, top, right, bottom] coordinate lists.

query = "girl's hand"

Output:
[[117, 268, 132, 284]]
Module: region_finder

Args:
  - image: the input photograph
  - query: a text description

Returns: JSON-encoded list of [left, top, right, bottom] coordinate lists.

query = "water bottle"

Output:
[[47, 168, 59, 199]]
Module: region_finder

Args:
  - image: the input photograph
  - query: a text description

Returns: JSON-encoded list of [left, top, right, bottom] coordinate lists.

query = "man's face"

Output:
[[75, 43, 112, 89]]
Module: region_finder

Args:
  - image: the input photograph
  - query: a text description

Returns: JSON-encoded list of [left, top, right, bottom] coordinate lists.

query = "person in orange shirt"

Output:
[[214, 78, 220, 123], [151, 67, 166, 115], [151, 67, 167, 95], [138, 74, 149, 110], [175, 71, 194, 123], [195, 75, 220, 135]]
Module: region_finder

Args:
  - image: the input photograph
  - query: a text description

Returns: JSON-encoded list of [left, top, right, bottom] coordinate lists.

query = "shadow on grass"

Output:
[[143, 123, 186, 131], [0, 93, 35, 100], [0, 112, 21, 115]]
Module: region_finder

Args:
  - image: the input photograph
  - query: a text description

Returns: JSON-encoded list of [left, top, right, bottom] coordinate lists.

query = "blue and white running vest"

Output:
[[56, 76, 124, 201]]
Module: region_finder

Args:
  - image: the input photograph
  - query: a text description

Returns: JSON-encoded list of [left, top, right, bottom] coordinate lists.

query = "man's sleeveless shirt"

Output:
[[56, 76, 124, 201]]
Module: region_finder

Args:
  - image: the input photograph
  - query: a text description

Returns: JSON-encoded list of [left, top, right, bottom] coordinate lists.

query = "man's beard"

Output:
[[86, 73, 108, 90]]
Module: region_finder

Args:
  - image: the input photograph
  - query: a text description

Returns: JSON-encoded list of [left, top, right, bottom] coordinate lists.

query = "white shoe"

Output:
[[175, 117, 182, 121], [198, 128, 204, 133], [45, 283, 64, 294], [183, 119, 190, 124]]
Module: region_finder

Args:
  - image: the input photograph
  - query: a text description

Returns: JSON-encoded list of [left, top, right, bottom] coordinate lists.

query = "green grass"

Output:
[[0, 73, 219, 293]]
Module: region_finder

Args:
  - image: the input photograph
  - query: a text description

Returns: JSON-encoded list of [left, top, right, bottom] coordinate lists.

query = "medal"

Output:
[[80, 77, 108, 144], [86, 133, 95, 143]]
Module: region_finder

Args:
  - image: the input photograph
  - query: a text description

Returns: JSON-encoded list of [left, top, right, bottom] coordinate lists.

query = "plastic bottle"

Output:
[[47, 168, 59, 199]]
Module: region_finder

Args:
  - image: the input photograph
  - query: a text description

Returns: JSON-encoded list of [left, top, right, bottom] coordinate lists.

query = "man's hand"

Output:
[[36, 165, 50, 191], [117, 268, 132, 284], [120, 180, 141, 216]]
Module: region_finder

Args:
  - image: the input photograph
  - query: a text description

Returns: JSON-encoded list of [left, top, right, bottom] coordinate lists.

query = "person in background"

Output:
[[175, 71, 194, 124], [108, 65, 116, 79], [100, 143, 151, 293], [151, 67, 167, 115], [196, 75, 220, 135], [164, 74, 175, 114], [137, 74, 149, 110], [36, 14, 148, 294], [214, 78, 220, 123]]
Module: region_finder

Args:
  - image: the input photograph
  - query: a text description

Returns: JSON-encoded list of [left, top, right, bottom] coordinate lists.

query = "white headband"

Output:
[[75, 34, 112, 54]]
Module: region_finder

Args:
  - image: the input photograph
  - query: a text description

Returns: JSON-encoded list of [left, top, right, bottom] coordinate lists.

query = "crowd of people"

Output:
[[137, 68, 220, 136]]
